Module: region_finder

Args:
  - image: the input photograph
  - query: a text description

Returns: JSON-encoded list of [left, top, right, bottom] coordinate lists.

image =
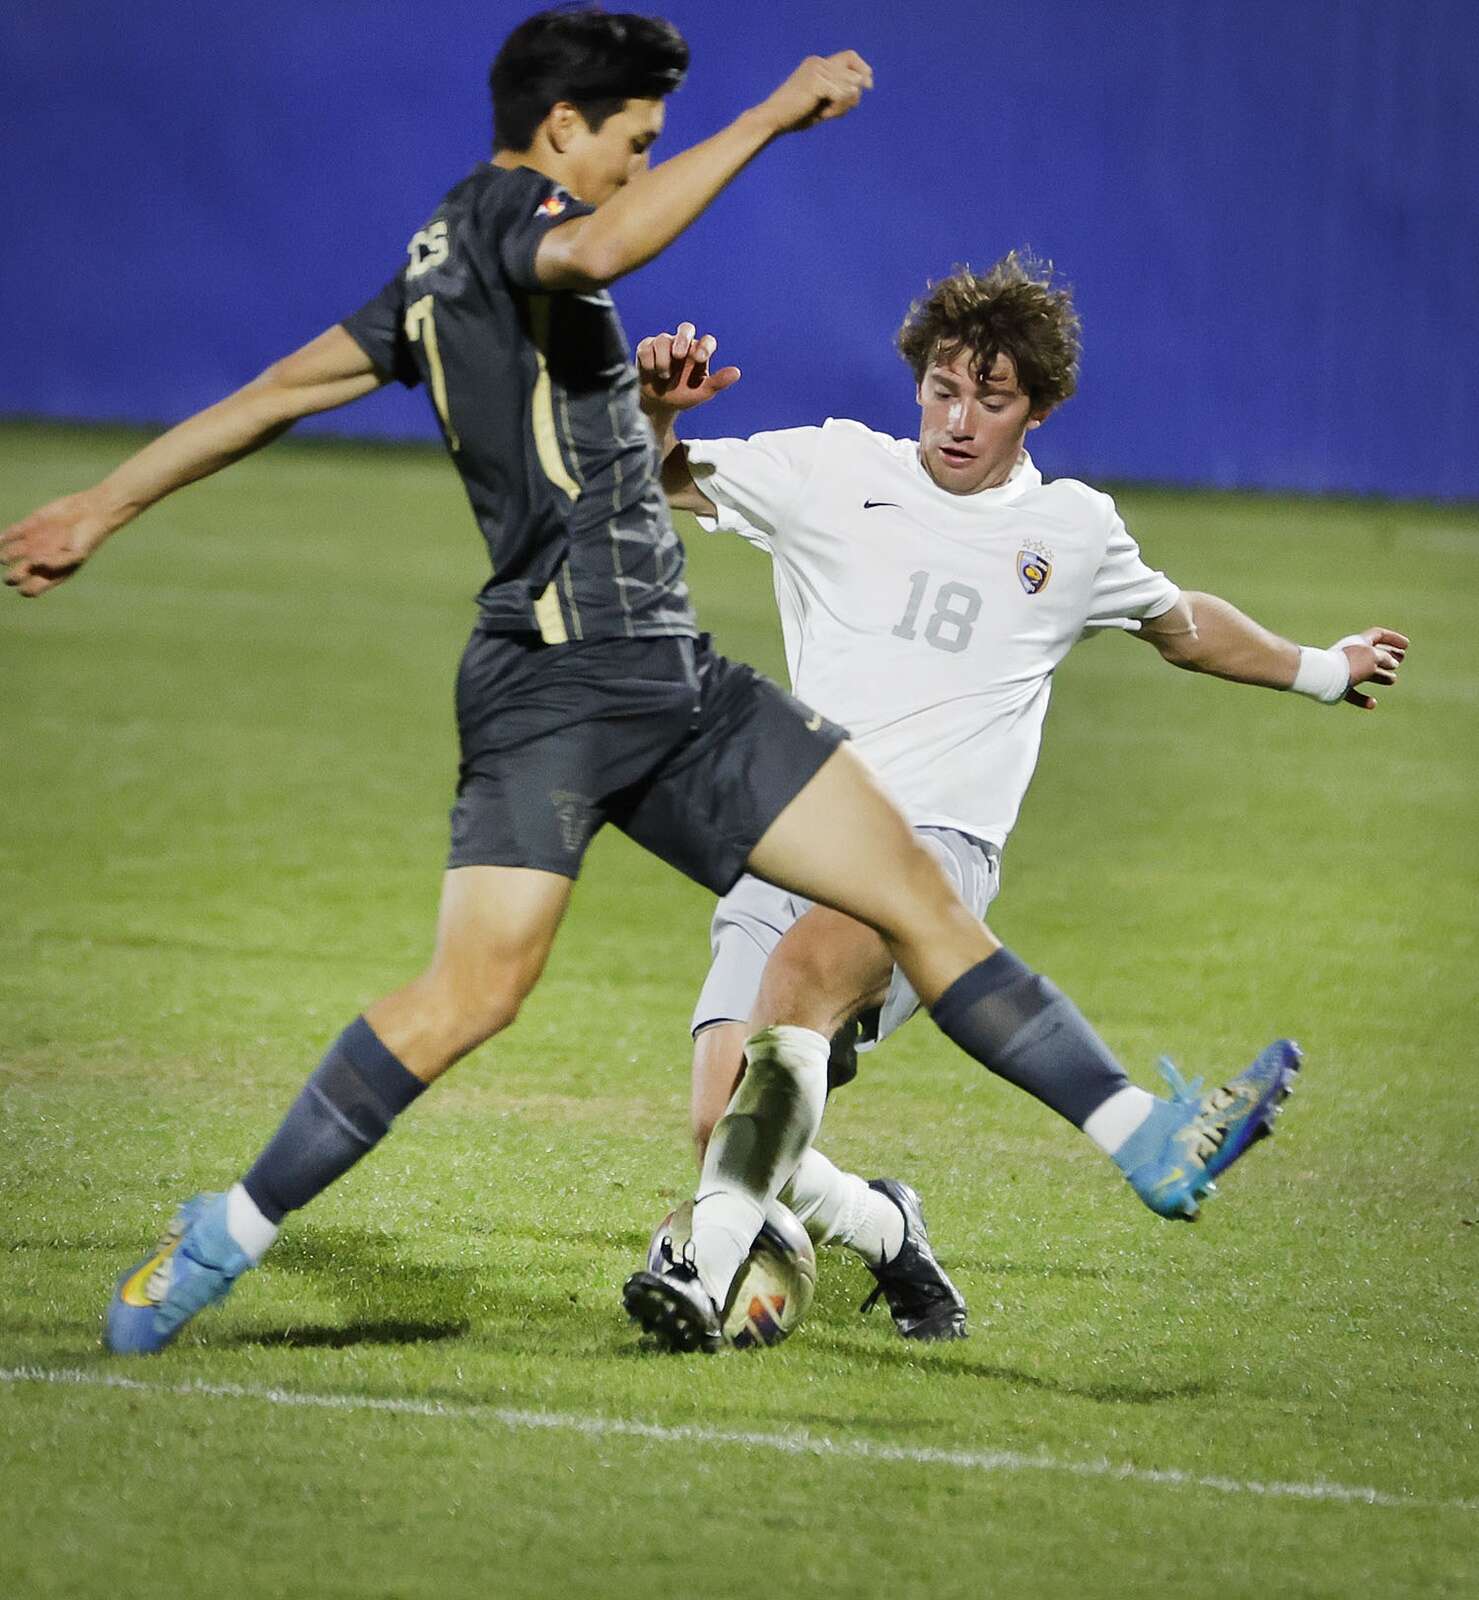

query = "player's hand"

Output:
[[636, 324, 742, 418], [1336, 626, 1409, 710], [756, 51, 874, 135], [1, 491, 115, 598]]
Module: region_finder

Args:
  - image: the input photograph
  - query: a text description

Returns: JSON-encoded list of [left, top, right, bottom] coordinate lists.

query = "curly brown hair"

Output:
[[895, 252, 1081, 414]]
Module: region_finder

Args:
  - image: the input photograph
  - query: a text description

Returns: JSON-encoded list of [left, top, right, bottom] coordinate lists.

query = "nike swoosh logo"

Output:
[[863, 499, 900, 510], [119, 1239, 180, 1308], [804, 711, 824, 731]]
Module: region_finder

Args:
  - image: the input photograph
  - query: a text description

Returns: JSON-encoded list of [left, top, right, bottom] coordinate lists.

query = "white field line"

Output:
[[4, 1365, 1475, 1515]]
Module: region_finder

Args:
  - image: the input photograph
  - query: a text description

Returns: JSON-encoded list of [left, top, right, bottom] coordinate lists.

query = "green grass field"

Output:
[[2, 423, 1476, 1599]]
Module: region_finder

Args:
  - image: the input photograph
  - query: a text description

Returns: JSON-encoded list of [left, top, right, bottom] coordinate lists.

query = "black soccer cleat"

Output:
[[859, 1178, 968, 1341], [623, 1263, 724, 1354]]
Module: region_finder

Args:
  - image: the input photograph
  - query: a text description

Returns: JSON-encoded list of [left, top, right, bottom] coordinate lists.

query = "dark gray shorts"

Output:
[[448, 630, 846, 894]]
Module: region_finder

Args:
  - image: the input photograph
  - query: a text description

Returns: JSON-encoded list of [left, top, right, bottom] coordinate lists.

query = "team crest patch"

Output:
[[536, 193, 569, 219], [550, 789, 594, 854], [1016, 544, 1053, 595]]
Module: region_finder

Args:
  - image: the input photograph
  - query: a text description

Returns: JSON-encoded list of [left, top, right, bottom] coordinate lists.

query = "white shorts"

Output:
[[690, 827, 1002, 1050]]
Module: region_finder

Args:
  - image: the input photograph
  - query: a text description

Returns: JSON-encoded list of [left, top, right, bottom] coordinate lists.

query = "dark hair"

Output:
[[490, 7, 689, 152], [896, 252, 1082, 413]]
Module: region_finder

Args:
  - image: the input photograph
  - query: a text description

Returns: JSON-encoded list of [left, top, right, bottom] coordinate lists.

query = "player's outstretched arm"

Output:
[[1137, 591, 1408, 710], [1, 327, 385, 598], [535, 51, 873, 290], [635, 322, 740, 516]]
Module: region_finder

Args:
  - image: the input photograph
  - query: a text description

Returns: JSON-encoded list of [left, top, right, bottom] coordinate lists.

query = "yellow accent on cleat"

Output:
[[117, 1221, 186, 1308], [118, 1250, 168, 1307]]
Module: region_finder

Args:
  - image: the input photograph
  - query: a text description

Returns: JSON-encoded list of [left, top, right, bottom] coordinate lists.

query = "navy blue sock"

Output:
[[242, 1017, 426, 1224], [930, 949, 1129, 1127]]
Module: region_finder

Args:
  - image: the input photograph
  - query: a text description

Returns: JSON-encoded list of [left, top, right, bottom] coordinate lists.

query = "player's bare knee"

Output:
[[756, 978, 863, 1039], [421, 965, 530, 1057], [469, 971, 533, 1042], [771, 935, 834, 999], [754, 949, 840, 1035]]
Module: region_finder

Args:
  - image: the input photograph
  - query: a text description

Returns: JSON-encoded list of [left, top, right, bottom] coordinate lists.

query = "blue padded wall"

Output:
[[3, 0, 1475, 497]]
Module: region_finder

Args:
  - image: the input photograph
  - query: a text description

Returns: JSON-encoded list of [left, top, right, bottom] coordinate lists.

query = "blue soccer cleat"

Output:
[[104, 1192, 253, 1354], [1115, 1039, 1301, 1220]]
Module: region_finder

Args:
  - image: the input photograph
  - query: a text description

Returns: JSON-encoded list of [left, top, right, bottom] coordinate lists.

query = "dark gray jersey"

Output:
[[342, 163, 695, 641]]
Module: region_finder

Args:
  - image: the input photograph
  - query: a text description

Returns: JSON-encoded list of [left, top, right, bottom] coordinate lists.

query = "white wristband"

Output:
[[1291, 644, 1351, 704]]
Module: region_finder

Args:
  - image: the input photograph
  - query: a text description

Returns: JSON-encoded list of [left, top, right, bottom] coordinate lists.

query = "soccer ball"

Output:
[[646, 1198, 817, 1348]]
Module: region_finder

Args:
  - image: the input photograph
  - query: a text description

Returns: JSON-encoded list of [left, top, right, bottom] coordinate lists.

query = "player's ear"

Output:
[[1026, 407, 1052, 431], [545, 102, 583, 154]]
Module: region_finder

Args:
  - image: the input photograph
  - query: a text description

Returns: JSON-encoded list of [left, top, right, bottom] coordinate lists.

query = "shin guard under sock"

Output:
[[241, 1016, 425, 1224], [930, 949, 1129, 1128]]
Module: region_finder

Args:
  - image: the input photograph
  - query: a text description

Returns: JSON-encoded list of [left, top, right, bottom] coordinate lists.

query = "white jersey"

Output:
[[686, 419, 1180, 849]]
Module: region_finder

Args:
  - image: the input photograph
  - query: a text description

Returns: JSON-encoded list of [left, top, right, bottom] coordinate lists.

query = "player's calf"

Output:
[[929, 948, 1131, 1126], [690, 1025, 829, 1310], [927, 950, 1299, 1219], [103, 1015, 427, 1352]]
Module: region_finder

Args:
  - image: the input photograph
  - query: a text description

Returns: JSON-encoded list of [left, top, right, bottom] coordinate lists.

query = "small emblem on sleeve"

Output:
[[536, 193, 569, 218], [1016, 544, 1053, 595]]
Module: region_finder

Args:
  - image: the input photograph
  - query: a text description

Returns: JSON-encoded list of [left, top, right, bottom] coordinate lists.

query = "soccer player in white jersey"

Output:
[[631, 254, 1408, 1341]]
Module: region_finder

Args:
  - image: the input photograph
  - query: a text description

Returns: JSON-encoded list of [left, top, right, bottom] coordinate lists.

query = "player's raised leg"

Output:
[[104, 866, 571, 1354], [632, 744, 1294, 1346], [629, 745, 985, 1338], [746, 745, 1295, 1227]]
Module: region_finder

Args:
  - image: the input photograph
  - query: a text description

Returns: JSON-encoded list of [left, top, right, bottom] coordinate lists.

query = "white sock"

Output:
[[1081, 1085, 1157, 1157], [782, 1149, 905, 1267], [688, 1191, 765, 1310], [226, 1182, 280, 1264], [691, 1024, 829, 1307]]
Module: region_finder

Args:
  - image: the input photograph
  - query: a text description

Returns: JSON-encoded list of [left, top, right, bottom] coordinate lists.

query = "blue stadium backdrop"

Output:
[[3, 0, 1476, 498]]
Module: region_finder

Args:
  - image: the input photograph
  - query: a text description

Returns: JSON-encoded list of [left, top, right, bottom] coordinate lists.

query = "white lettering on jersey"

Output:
[[406, 220, 450, 280]]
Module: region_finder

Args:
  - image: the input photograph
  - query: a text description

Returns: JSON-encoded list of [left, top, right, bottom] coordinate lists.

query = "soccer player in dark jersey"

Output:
[[4, 8, 1299, 1358]]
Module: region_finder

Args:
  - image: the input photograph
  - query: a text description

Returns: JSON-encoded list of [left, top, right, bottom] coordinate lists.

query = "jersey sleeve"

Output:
[[482, 169, 598, 291], [689, 497, 773, 553], [340, 274, 421, 389], [682, 429, 822, 547], [1085, 509, 1180, 624]]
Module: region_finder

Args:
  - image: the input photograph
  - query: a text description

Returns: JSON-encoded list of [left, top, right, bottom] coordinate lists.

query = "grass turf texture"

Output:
[[2, 422, 1475, 1598]]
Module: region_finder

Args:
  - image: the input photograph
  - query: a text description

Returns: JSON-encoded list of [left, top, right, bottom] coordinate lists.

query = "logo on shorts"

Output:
[[550, 790, 594, 854], [536, 192, 569, 218], [1016, 543, 1053, 595]]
